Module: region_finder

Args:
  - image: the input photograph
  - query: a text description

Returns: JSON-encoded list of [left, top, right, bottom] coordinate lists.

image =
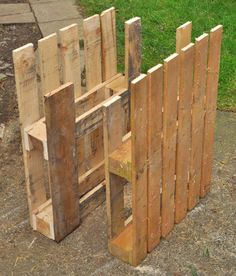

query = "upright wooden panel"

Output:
[[176, 21, 192, 54], [45, 83, 80, 242], [175, 43, 194, 223], [83, 14, 102, 90], [103, 96, 124, 238], [201, 25, 223, 197], [125, 17, 141, 88], [147, 64, 163, 252], [162, 53, 179, 237], [60, 23, 82, 98], [38, 33, 60, 95], [188, 34, 209, 210], [100, 7, 117, 81], [13, 44, 46, 226], [131, 74, 148, 265]]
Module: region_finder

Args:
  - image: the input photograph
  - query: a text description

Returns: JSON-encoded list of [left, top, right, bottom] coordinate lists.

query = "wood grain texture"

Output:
[[201, 25, 223, 197], [60, 23, 82, 98], [131, 74, 148, 265], [162, 53, 179, 237], [147, 64, 163, 252], [83, 14, 102, 90], [188, 33, 209, 210], [100, 7, 117, 81], [175, 43, 194, 223], [176, 21, 192, 53], [45, 83, 80, 242]]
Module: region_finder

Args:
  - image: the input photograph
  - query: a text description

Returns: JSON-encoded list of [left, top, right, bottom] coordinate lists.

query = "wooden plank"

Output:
[[125, 17, 141, 88], [147, 64, 163, 252], [45, 83, 80, 242], [100, 7, 117, 81], [201, 25, 223, 197], [38, 33, 60, 96], [103, 96, 125, 238], [13, 44, 47, 226], [60, 23, 82, 98], [175, 43, 194, 223], [83, 14, 102, 90], [131, 74, 148, 265], [176, 21, 192, 53], [188, 33, 209, 210], [162, 53, 179, 237]]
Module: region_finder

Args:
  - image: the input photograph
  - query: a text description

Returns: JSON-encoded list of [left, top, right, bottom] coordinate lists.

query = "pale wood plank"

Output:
[[201, 25, 223, 197], [147, 64, 163, 252], [176, 21, 192, 53], [100, 7, 117, 81], [162, 53, 179, 237], [83, 14, 102, 90], [188, 33, 209, 210], [45, 83, 80, 242], [175, 43, 194, 223], [60, 23, 82, 98], [131, 74, 148, 265]]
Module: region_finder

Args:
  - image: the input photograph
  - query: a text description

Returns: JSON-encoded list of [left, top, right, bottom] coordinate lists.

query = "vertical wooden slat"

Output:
[[188, 33, 209, 210], [100, 7, 117, 81], [38, 33, 60, 95], [147, 64, 163, 252], [176, 21, 192, 54], [13, 44, 46, 226], [83, 14, 102, 90], [131, 74, 148, 266], [201, 25, 223, 197], [60, 23, 82, 98], [175, 43, 194, 223], [162, 53, 179, 237], [45, 83, 80, 242], [125, 17, 141, 88], [103, 96, 124, 238]]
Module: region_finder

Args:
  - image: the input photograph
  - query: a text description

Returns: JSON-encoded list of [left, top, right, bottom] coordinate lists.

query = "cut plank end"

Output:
[[44, 82, 73, 99]]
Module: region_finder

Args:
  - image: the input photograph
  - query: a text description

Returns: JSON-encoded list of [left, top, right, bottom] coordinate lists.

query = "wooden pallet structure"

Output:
[[13, 8, 141, 242], [103, 22, 223, 266]]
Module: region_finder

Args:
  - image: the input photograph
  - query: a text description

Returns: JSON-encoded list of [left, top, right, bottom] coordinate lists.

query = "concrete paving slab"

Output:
[[0, 4, 31, 16], [0, 13, 35, 24]]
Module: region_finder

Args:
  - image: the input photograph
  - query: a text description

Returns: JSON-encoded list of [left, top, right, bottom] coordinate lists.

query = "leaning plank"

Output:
[[131, 74, 148, 266], [125, 17, 141, 88], [13, 44, 47, 226], [176, 21, 192, 54], [162, 53, 179, 237], [100, 7, 117, 81], [83, 14, 102, 90], [188, 33, 209, 210], [147, 64, 163, 252], [60, 24, 82, 98], [201, 25, 223, 197], [175, 43, 194, 223], [38, 33, 60, 96], [44, 83, 80, 242]]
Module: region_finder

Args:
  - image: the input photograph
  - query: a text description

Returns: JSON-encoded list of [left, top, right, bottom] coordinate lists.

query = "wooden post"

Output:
[[175, 43, 194, 223], [162, 53, 179, 237], [147, 64, 163, 252], [188, 33, 209, 210], [200, 25, 223, 197], [13, 44, 47, 226], [60, 23, 82, 98], [176, 21, 192, 54], [45, 83, 80, 242]]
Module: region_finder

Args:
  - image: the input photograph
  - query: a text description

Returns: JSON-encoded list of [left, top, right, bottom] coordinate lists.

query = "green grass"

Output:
[[78, 0, 236, 111]]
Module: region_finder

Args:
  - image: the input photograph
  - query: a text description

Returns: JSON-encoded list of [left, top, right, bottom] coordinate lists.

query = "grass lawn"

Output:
[[78, 0, 236, 111]]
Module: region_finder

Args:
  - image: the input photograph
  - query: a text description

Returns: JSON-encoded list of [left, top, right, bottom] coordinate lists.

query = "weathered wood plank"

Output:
[[45, 83, 80, 242], [162, 53, 179, 237], [176, 21, 192, 54], [60, 23, 82, 98], [201, 25, 223, 197], [175, 43, 194, 223], [188, 33, 209, 210], [147, 64, 163, 252]]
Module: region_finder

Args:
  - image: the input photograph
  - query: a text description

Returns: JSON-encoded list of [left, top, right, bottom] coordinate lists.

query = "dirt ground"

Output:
[[0, 20, 236, 275]]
